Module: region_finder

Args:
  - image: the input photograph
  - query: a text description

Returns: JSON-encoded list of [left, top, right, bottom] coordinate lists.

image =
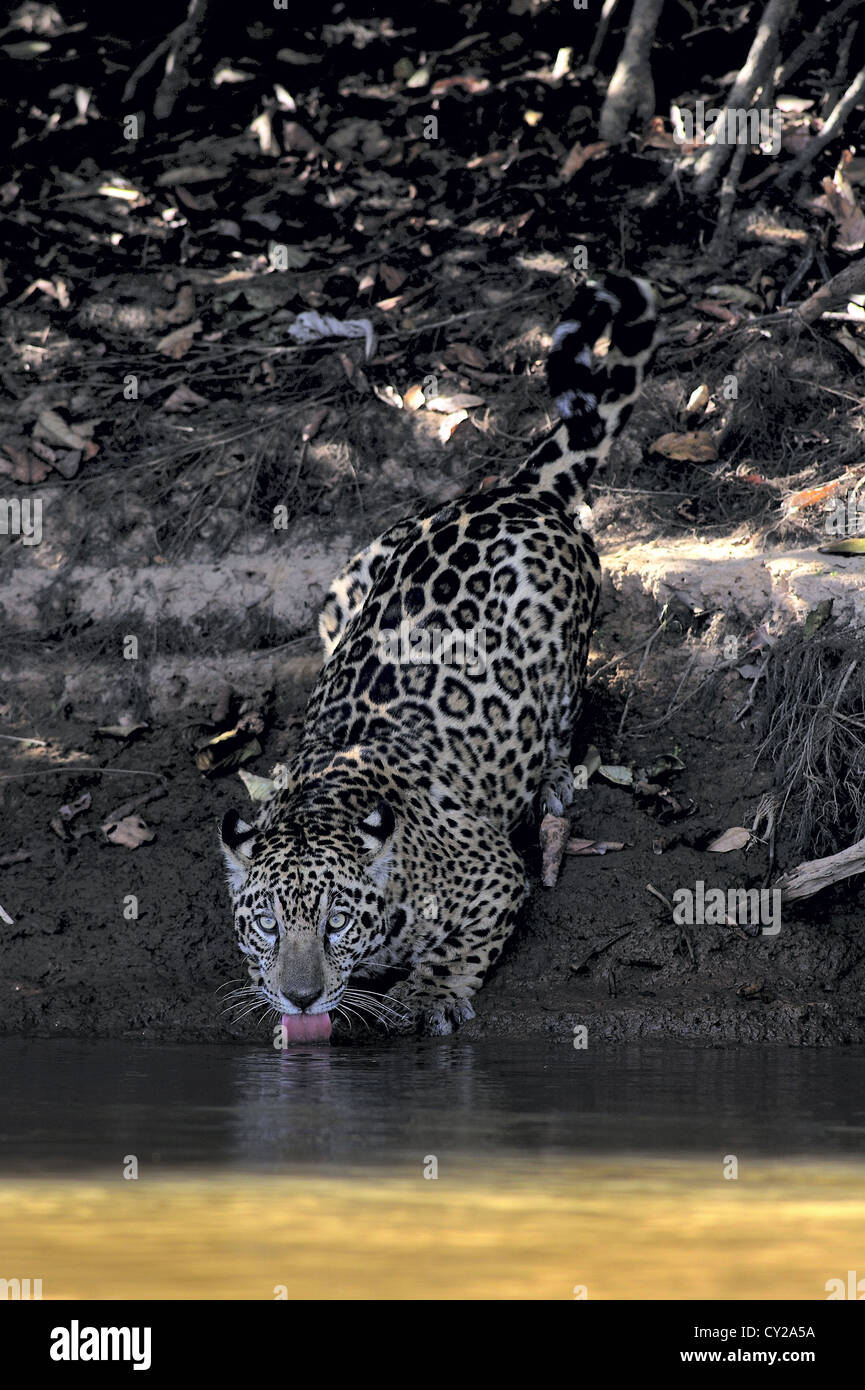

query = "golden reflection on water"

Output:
[[2, 1159, 863, 1300]]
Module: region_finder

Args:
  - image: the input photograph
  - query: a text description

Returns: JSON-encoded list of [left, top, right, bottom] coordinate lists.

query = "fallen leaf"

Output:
[[34, 409, 98, 457], [95, 721, 148, 740], [196, 732, 262, 776], [157, 166, 230, 186], [430, 74, 489, 96], [788, 478, 845, 511], [597, 764, 633, 786], [238, 769, 278, 801], [59, 792, 91, 820], [163, 385, 209, 413], [650, 431, 718, 462], [102, 815, 155, 848], [379, 264, 407, 292], [301, 407, 329, 441], [818, 538, 865, 555], [684, 384, 710, 415], [707, 826, 752, 852], [373, 384, 403, 409], [813, 151, 865, 254], [566, 839, 626, 855], [540, 813, 569, 887], [705, 284, 762, 307], [694, 300, 741, 323], [157, 320, 202, 359], [560, 140, 609, 180], [438, 410, 469, 442], [449, 342, 487, 369], [425, 392, 484, 413], [0, 444, 50, 484]]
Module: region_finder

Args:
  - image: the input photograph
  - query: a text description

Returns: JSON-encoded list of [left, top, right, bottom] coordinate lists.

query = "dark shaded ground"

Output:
[[2, 620, 864, 1046], [2, 1, 865, 1045]]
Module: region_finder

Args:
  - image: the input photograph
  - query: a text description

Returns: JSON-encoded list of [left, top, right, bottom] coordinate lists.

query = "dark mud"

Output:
[[2, 615, 863, 1047]]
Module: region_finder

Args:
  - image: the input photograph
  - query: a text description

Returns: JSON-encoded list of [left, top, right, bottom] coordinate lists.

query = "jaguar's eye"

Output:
[[255, 914, 278, 936], [326, 909, 349, 935]]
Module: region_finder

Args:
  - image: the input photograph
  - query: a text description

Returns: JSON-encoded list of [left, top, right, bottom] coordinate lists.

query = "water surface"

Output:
[[1, 1040, 863, 1298]]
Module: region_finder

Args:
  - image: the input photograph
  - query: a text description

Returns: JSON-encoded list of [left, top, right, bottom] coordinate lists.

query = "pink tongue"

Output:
[[281, 1011, 332, 1043]]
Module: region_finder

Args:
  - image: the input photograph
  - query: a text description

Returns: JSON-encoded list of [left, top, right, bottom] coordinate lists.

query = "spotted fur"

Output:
[[221, 273, 657, 1036]]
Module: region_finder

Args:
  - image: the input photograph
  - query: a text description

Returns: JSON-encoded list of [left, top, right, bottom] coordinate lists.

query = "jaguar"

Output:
[[220, 271, 657, 1039]]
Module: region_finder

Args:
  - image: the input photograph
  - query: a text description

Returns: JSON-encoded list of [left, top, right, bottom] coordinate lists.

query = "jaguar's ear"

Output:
[[219, 809, 256, 889], [357, 799, 396, 887]]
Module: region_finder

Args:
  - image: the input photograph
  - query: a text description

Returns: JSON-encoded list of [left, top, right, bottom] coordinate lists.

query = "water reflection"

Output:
[[0, 1038, 864, 1173]]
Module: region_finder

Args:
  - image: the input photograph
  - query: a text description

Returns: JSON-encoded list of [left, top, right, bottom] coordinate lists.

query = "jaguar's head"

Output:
[[219, 794, 395, 1040]]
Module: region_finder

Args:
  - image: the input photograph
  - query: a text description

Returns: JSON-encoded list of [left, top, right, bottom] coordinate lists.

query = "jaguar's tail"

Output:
[[508, 272, 656, 511]]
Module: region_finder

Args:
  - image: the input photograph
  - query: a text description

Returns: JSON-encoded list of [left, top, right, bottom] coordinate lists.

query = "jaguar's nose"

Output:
[[285, 987, 323, 1011]]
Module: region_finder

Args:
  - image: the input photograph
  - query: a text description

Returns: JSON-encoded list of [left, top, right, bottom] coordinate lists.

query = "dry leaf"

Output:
[[403, 384, 426, 411], [560, 140, 609, 180], [379, 264, 407, 292], [788, 479, 844, 511], [540, 813, 569, 887], [707, 826, 752, 853], [449, 343, 487, 369], [818, 538, 865, 555], [813, 152, 865, 254], [373, 384, 403, 409], [425, 392, 484, 413], [157, 166, 230, 186], [34, 410, 98, 457], [565, 839, 626, 855], [684, 384, 710, 415], [597, 764, 633, 786], [650, 431, 718, 462], [157, 321, 202, 359], [0, 444, 50, 484], [694, 300, 741, 323], [102, 815, 155, 848], [438, 410, 468, 442], [238, 769, 278, 801], [163, 385, 209, 413], [301, 407, 329, 441], [96, 721, 148, 739]]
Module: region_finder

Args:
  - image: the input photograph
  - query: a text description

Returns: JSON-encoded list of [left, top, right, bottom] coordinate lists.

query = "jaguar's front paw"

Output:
[[422, 998, 477, 1036], [384, 983, 477, 1036], [540, 759, 575, 817]]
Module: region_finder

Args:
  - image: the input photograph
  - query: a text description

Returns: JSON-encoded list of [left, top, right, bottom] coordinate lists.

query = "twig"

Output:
[[823, 20, 859, 121], [103, 785, 168, 825], [797, 260, 865, 324], [775, 834, 865, 900], [587, 0, 622, 70], [776, 63, 865, 187], [709, 140, 748, 257], [570, 928, 633, 973], [613, 618, 666, 744], [587, 617, 667, 685], [153, 0, 209, 122], [775, 0, 860, 86], [646, 882, 673, 910], [693, 0, 796, 197]]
